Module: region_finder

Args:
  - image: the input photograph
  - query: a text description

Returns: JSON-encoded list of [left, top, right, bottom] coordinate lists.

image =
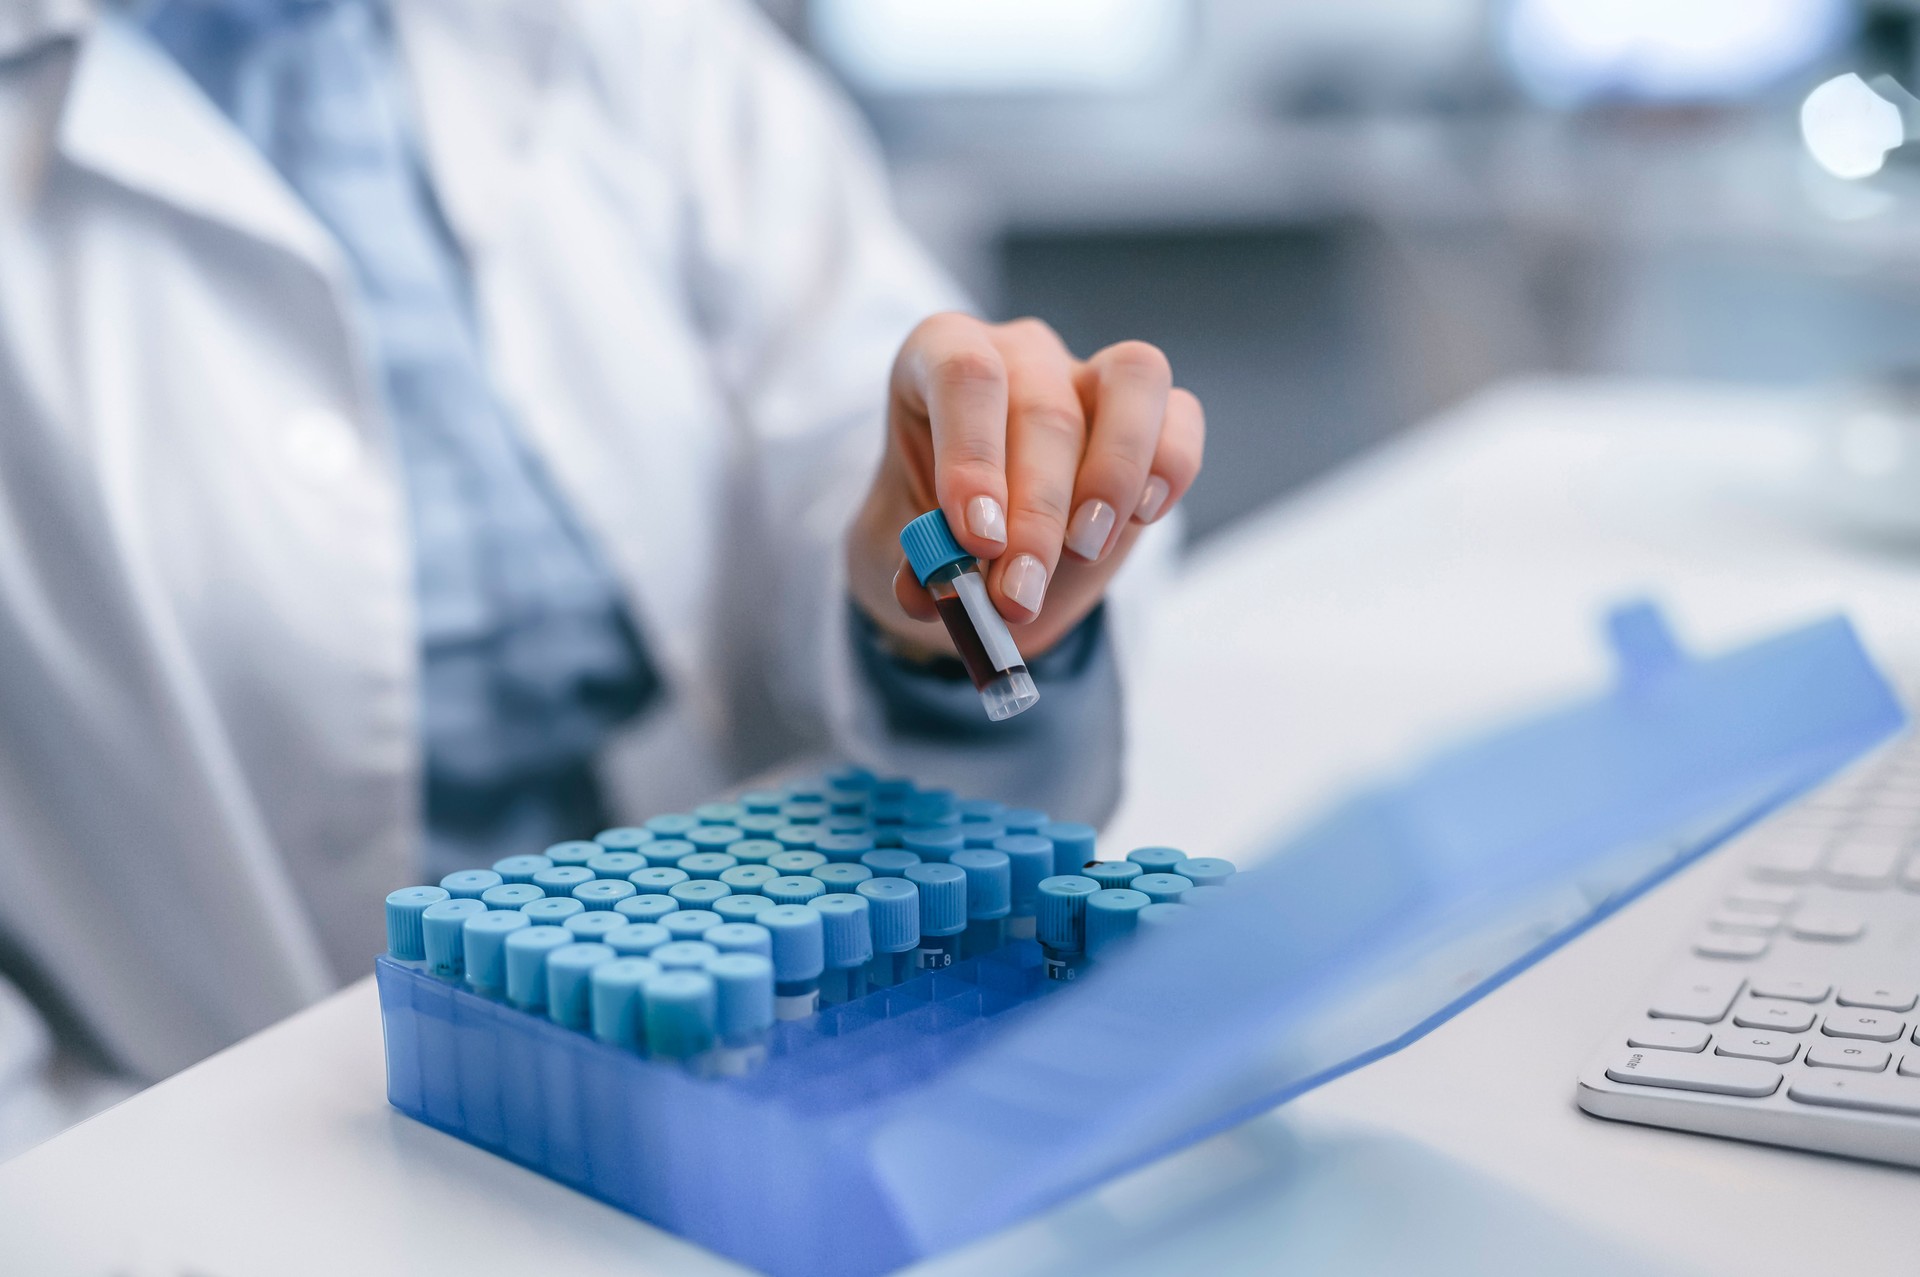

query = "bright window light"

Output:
[[810, 0, 1186, 95], [1800, 73, 1906, 179]]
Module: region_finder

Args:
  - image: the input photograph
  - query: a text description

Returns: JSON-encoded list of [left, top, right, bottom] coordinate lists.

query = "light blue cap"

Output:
[[504, 925, 572, 1010], [905, 862, 967, 936], [949, 849, 1011, 920], [1036, 875, 1099, 951], [614, 894, 679, 925], [645, 970, 717, 1059], [1183, 884, 1229, 906], [720, 864, 779, 893], [713, 894, 776, 924], [385, 886, 449, 959], [739, 790, 786, 814], [491, 854, 553, 885], [678, 853, 739, 881], [1131, 872, 1193, 904], [707, 953, 776, 1041], [857, 878, 920, 953], [1137, 901, 1195, 930], [769, 850, 827, 875], [872, 776, 914, 800], [763, 875, 825, 906], [899, 508, 971, 585], [861, 849, 920, 877], [760, 905, 825, 983], [1000, 808, 1050, 836], [781, 801, 830, 824], [521, 897, 585, 926], [687, 825, 744, 852], [706, 922, 773, 959], [812, 863, 873, 892], [646, 840, 697, 867], [546, 942, 614, 1030], [958, 798, 1005, 823], [462, 909, 531, 994], [824, 795, 869, 819], [661, 909, 723, 940], [730, 839, 784, 865], [572, 879, 636, 910], [811, 892, 874, 970], [735, 814, 786, 837], [589, 957, 659, 1048], [644, 813, 700, 837], [669, 879, 733, 908], [1127, 846, 1188, 874], [902, 827, 965, 862], [422, 898, 486, 977], [531, 865, 595, 898], [825, 764, 876, 790], [563, 911, 628, 942], [1176, 857, 1236, 887], [586, 852, 648, 880], [439, 869, 502, 901], [605, 922, 670, 958], [908, 789, 956, 819], [594, 827, 654, 854], [1039, 821, 1097, 876], [543, 840, 601, 868], [696, 802, 745, 824], [480, 882, 545, 911], [1083, 888, 1150, 957], [629, 866, 690, 893], [784, 784, 824, 802], [1083, 860, 1142, 890], [773, 825, 821, 851], [963, 823, 1008, 849], [652, 940, 720, 972], [870, 800, 909, 827], [993, 835, 1055, 914], [815, 832, 875, 863]]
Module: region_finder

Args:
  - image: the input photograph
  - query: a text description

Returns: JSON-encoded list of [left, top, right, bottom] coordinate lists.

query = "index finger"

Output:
[[893, 312, 1011, 559]]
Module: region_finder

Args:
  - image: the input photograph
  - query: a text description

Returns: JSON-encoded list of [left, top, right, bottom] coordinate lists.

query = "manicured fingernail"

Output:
[[966, 495, 1007, 547], [1065, 500, 1117, 561], [1001, 553, 1047, 615], [1134, 475, 1170, 524]]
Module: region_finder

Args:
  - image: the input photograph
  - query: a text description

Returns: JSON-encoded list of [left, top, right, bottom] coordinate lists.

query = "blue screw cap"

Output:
[[614, 893, 679, 925], [629, 866, 690, 893], [385, 886, 449, 959], [422, 898, 486, 976], [905, 862, 967, 936], [646, 840, 697, 867], [564, 911, 628, 942], [543, 840, 601, 868], [696, 802, 745, 825], [661, 909, 723, 940], [780, 801, 830, 824], [491, 854, 553, 885], [586, 851, 648, 880], [1083, 888, 1150, 957], [999, 808, 1050, 836], [713, 894, 775, 924], [605, 923, 670, 958], [773, 825, 821, 851], [573, 879, 637, 910], [521, 897, 585, 926], [993, 835, 1055, 915], [861, 849, 920, 877], [857, 878, 920, 953], [439, 869, 502, 901], [678, 853, 739, 881], [811, 892, 874, 970], [1177, 857, 1236, 887], [706, 922, 773, 959], [1037, 875, 1099, 951], [1039, 821, 1097, 876], [1132, 872, 1193, 904], [763, 875, 825, 906], [902, 827, 965, 862], [958, 798, 1005, 823], [899, 508, 971, 585], [1127, 846, 1188, 874], [546, 942, 614, 1029], [739, 790, 786, 814], [812, 863, 873, 892], [735, 814, 786, 837], [769, 850, 827, 875], [462, 909, 531, 994], [590, 957, 659, 1048], [815, 832, 876, 862], [730, 838, 784, 865], [645, 813, 700, 837], [531, 865, 595, 898], [670, 879, 733, 908], [504, 925, 573, 1010], [687, 825, 744, 852], [594, 827, 654, 854], [1083, 860, 1142, 890], [720, 864, 780, 893], [653, 940, 720, 971], [480, 882, 545, 911], [759, 905, 825, 983], [645, 970, 717, 1060], [708, 953, 776, 1041], [949, 849, 1012, 920], [963, 823, 1008, 849]]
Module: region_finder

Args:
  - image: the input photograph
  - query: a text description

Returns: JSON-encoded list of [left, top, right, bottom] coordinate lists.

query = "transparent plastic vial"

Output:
[[899, 509, 1040, 721]]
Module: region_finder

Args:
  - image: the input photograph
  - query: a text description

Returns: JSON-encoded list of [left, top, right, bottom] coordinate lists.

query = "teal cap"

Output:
[[769, 850, 827, 875], [546, 942, 614, 1029], [1036, 875, 1099, 951], [1039, 821, 1097, 876], [653, 940, 720, 972], [708, 953, 776, 1041], [521, 897, 585, 926], [1082, 860, 1142, 890], [949, 849, 1012, 920], [543, 840, 601, 868], [504, 925, 572, 1010], [629, 866, 690, 893], [1183, 884, 1229, 906], [644, 813, 700, 837], [870, 801, 909, 828], [730, 838, 784, 865], [958, 798, 1005, 823], [763, 875, 825, 906], [706, 922, 773, 959], [713, 894, 775, 924], [773, 825, 821, 851], [1084, 888, 1150, 957], [605, 922, 670, 958], [385, 886, 449, 959], [905, 862, 967, 936], [760, 905, 825, 983], [993, 835, 1055, 915], [594, 827, 654, 855], [739, 790, 786, 814], [678, 852, 739, 881], [812, 863, 873, 892], [815, 832, 876, 863], [480, 882, 545, 911], [586, 851, 648, 880], [439, 869, 502, 901], [531, 865, 595, 898], [614, 893, 679, 925], [644, 970, 716, 1060], [422, 898, 486, 977], [999, 808, 1050, 836], [720, 864, 780, 893], [646, 840, 697, 867], [899, 508, 971, 585], [908, 789, 956, 820], [861, 849, 920, 877], [572, 879, 637, 911], [589, 957, 659, 1048], [735, 814, 786, 837], [563, 911, 628, 942], [963, 823, 1008, 849], [491, 854, 553, 885], [1132, 872, 1193, 904], [811, 893, 873, 970], [781, 801, 830, 824], [696, 802, 745, 825], [686, 825, 744, 852], [661, 909, 723, 940], [1137, 901, 1195, 930], [669, 879, 733, 909], [857, 878, 920, 953], [462, 909, 531, 994], [1127, 846, 1188, 874], [872, 776, 913, 800], [1177, 857, 1236, 887], [902, 827, 965, 862], [825, 765, 876, 790]]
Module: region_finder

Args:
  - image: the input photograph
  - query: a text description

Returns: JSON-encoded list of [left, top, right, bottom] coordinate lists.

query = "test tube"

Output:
[[504, 925, 573, 1012], [811, 893, 874, 1006], [585, 851, 648, 880], [963, 823, 1008, 850], [1082, 860, 1142, 891], [1127, 846, 1188, 875], [677, 852, 739, 881], [768, 850, 827, 876], [614, 893, 680, 925], [1131, 873, 1193, 905], [1036, 875, 1098, 981], [760, 904, 826, 1019], [491, 854, 553, 885], [590, 957, 660, 1050], [958, 798, 1005, 824], [593, 827, 655, 856], [531, 865, 595, 898], [780, 800, 830, 825], [738, 789, 786, 814], [719, 864, 779, 894], [686, 825, 744, 854], [660, 909, 723, 941], [564, 911, 629, 943], [1039, 821, 1096, 877], [544, 840, 601, 868], [706, 922, 774, 959], [521, 896, 585, 926], [1176, 857, 1236, 887], [901, 827, 965, 864], [999, 808, 1049, 837], [858, 878, 921, 989], [572, 879, 637, 911], [815, 832, 876, 864], [821, 814, 872, 835], [729, 839, 784, 865], [629, 866, 690, 894], [772, 825, 820, 852], [422, 898, 486, 977], [644, 970, 717, 1066], [480, 882, 545, 911], [1083, 888, 1150, 959], [706, 953, 776, 1076], [898, 508, 1040, 721], [652, 940, 721, 972], [605, 922, 670, 959], [869, 800, 909, 829], [712, 894, 776, 925], [439, 869, 502, 901], [645, 840, 697, 867], [904, 862, 967, 971], [992, 835, 1054, 940], [950, 849, 1011, 959], [861, 849, 920, 878], [812, 863, 873, 893], [762, 875, 826, 907], [546, 942, 615, 1030], [644, 813, 700, 838], [385, 886, 449, 961], [669, 879, 734, 910], [463, 909, 531, 996], [695, 802, 745, 825], [735, 814, 786, 838]]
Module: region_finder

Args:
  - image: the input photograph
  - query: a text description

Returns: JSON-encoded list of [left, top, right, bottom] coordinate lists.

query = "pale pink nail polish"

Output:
[[966, 495, 1007, 547], [1134, 475, 1170, 524], [1001, 553, 1047, 615], [1065, 500, 1116, 561]]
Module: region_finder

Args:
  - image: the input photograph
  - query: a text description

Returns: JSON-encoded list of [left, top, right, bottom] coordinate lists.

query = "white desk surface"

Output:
[[5, 378, 1918, 1276]]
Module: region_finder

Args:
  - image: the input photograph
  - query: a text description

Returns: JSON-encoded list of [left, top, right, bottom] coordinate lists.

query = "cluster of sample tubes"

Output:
[[383, 769, 1237, 1076]]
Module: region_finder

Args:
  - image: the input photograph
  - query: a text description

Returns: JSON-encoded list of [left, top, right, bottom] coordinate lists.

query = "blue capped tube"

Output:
[[735, 814, 786, 838], [950, 849, 1011, 960], [531, 865, 595, 899], [546, 942, 614, 1030], [1039, 821, 1096, 876], [642, 840, 697, 868], [712, 894, 775, 925], [660, 909, 723, 941], [738, 789, 786, 814], [563, 911, 629, 943], [480, 883, 545, 911], [901, 826, 965, 863], [768, 850, 827, 876], [904, 862, 967, 971], [815, 832, 876, 863], [543, 840, 601, 868], [858, 878, 921, 988], [1082, 860, 1142, 891], [421, 898, 486, 978], [719, 864, 779, 894], [504, 925, 573, 1011], [957, 797, 1005, 824], [585, 851, 648, 880], [1126, 846, 1188, 875], [385, 886, 449, 961], [861, 849, 920, 878], [999, 808, 1049, 837], [759, 904, 825, 1020], [994, 834, 1055, 940], [772, 825, 821, 852], [1176, 857, 1236, 887], [899, 508, 1039, 721], [520, 896, 584, 927], [605, 922, 671, 958], [695, 801, 745, 824], [762, 875, 825, 906], [677, 853, 738, 881], [462, 909, 531, 996], [644, 970, 717, 1066], [1083, 888, 1150, 959], [614, 893, 679, 925], [686, 825, 744, 854], [652, 940, 720, 972], [644, 813, 700, 838], [1036, 874, 1098, 982], [706, 953, 776, 1076], [1131, 872, 1194, 905], [593, 827, 654, 856], [668, 879, 733, 910], [729, 839, 784, 865], [706, 922, 773, 959], [439, 869, 502, 901], [572, 879, 637, 911], [490, 854, 552, 885], [812, 863, 873, 893], [589, 957, 659, 1050], [963, 823, 1008, 850], [629, 866, 690, 894], [780, 800, 830, 825], [811, 893, 874, 1007]]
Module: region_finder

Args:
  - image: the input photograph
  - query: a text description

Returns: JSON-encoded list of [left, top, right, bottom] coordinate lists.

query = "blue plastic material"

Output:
[[385, 886, 448, 960], [1177, 858, 1235, 888], [898, 508, 971, 585], [440, 869, 502, 901], [861, 850, 920, 878], [614, 895, 679, 925], [713, 896, 776, 925], [1082, 861, 1140, 890], [949, 850, 1011, 920], [491, 855, 552, 885], [593, 827, 655, 855], [480, 883, 544, 911], [1039, 822, 1097, 877], [813, 863, 874, 892], [379, 605, 1904, 1277], [421, 899, 486, 977], [1130, 873, 1193, 905], [1126, 846, 1187, 874], [544, 841, 602, 868], [858, 879, 921, 954], [904, 863, 966, 937]]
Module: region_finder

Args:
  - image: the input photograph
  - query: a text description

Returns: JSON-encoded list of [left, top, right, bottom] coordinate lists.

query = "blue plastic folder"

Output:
[[376, 603, 1904, 1275]]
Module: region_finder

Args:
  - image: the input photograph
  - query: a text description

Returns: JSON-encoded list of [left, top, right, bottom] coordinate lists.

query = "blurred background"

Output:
[[762, 0, 1920, 543]]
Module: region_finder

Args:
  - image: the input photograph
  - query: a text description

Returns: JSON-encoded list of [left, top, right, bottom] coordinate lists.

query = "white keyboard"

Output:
[[1577, 732, 1920, 1167]]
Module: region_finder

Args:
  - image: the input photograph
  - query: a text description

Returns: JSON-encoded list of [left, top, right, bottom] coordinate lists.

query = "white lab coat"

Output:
[[0, 0, 1137, 1082]]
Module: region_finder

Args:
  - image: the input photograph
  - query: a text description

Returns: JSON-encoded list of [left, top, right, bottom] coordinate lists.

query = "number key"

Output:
[[1806, 1041, 1891, 1072], [1821, 1010, 1906, 1042], [1714, 1031, 1799, 1064], [1732, 999, 1816, 1033], [1626, 1020, 1710, 1052], [1836, 986, 1917, 1013]]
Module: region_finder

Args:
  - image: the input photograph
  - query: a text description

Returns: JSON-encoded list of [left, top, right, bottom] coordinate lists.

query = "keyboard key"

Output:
[[1715, 1031, 1799, 1064], [1823, 844, 1900, 890], [1748, 843, 1821, 883], [1805, 1041, 1891, 1071], [1836, 986, 1917, 1013], [1900, 1055, 1920, 1078], [1732, 1000, 1816, 1033], [1626, 1020, 1710, 1052], [1648, 972, 1744, 1023], [1747, 977, 1829, 1003], [1725, 882, 1800, 911], [1788, 1071, 1920, 1115], [1605, 1049, 1780, 1097], [1693, 932, 1768, 960], [1901, 856, 1920, 892], [1707, 907, 1782, 934], [1789, 910, 1866, 942], [1821, 1010, 1906, 1042]]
